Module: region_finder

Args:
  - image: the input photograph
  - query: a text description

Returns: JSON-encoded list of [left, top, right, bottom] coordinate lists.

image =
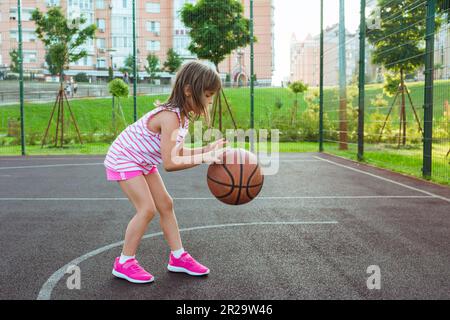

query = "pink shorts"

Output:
[[106, 166, 158, 181]]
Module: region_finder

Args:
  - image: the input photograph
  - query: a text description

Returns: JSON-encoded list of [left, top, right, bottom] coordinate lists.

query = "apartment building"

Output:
[[291, 21, 450, 87], [1, 0, 274, 83], [290, 24, 360, 87]]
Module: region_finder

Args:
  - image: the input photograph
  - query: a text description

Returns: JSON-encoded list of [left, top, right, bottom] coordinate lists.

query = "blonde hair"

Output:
[[167, 61, 221, 125]]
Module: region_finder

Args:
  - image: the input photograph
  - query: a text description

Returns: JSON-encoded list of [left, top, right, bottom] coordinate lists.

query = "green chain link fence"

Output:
[[0, 0, 448, 185]]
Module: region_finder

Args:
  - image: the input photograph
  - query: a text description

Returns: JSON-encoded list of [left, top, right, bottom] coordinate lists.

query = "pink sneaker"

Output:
[[168, 252, 210, 276], [112, 257, 154, 284]]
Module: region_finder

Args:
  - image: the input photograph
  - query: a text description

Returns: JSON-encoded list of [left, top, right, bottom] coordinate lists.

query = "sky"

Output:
[[272, 0, 362, 84]]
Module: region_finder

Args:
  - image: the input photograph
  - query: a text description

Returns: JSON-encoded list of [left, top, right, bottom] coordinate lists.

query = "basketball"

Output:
[[207, 148, 264, 205]]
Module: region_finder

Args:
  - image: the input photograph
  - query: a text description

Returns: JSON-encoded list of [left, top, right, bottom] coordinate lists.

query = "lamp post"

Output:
[[106, 48, 116, 81]]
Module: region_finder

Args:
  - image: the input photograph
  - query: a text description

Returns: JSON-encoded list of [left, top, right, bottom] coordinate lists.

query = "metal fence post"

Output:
[[250, 0, 255, 153], [358, 0, 366, 161], [18, 0, 26, 155], [422, 0, 436, 179], [132, 0, 137, 122], [339, 0, 348, 151], [319, 0, 324, 152]]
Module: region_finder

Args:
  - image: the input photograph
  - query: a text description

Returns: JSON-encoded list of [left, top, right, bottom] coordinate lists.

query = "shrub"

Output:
[[108, 78, 129, 98], [74, 72, 89, 82]]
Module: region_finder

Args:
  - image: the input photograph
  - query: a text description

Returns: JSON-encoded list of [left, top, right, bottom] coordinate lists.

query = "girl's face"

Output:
[[203, 91, 215, 107], [184, 84, 217, 116]]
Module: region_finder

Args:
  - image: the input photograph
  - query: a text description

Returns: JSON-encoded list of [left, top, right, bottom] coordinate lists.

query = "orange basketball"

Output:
[[207, 148, 264, 205]]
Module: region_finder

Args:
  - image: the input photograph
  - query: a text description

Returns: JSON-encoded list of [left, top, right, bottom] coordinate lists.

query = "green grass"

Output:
[[323, 142, 449, 186], [0, 87, 307, 136], [1, 81, 448, 135]]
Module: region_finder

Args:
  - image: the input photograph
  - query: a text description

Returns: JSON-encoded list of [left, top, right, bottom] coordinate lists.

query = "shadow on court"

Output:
[[0, 153, 449, 300]]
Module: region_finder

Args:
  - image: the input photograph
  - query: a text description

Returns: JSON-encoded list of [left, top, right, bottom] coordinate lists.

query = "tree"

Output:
[[31, 7, 96, 82], [45, 43, 66, 76], [163, 48, 182, 73], [180, 0, 253, 72], [366, 0, 442, 146], [119, 54, 134, 75], [288, 81, 308, 125], [145, 53, 160, 84], [108, 79, 129, 135], [383, 72, 401, 97], [74, 72, 89, 82], [9, 49, 20, 73], [108, 67, 114, 82], [32, 6, 96, 148], [180, 0, 254, 131]]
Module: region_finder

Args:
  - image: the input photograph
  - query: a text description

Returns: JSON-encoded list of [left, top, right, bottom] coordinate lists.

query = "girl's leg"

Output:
[[118, 175, 157, 256], [144, 172, 183, 251]]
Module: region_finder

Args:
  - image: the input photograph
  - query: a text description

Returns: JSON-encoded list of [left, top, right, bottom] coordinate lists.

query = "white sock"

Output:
[[119, 253, 135, 264], [171, 248, 185, 259]]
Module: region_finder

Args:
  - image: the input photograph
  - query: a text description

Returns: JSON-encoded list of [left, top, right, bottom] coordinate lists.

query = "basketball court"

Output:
[[0, 152, 449, 300]]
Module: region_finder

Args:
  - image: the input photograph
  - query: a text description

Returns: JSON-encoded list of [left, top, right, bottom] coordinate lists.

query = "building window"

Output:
[[146, 21, 160, 33], [9, 30, 37, 42], [146, 40, 160, 51], [9, 8, 34, 21], [123, 0, 128, 8], [97, 58, 106, 68], [46, 0, 60, 6], [146, 2, 160, 13], [97, 38, 105, 48], [23, 51, 37, 63], [97, 19, 106, 31], [71, 55, 92, 67], [96, 0, 105, 9], [123, 17, 128, 32]]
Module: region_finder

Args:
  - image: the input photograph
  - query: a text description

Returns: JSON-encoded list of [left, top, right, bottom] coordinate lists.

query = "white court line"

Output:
[[0, 159, 319, 170], [0, 195, 435, 201], [36, 220, 338, 300], [315, 156, 450, 204], [0, 163, 102, 170]]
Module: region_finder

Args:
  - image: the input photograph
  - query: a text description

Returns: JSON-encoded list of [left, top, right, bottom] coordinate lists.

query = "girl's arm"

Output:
[[160, 112, 222, 172]]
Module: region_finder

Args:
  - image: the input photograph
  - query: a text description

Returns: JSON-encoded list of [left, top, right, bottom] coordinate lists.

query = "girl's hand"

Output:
[[202, 147, 227, 164], [206, 138, 228, 152]]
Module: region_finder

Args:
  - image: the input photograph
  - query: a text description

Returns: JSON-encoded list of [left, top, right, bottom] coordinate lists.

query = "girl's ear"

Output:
[[183, 85, 192, 97]]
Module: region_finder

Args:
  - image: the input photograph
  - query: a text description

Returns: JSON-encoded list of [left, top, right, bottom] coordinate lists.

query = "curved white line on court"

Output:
[[36, 220, 338, 300]]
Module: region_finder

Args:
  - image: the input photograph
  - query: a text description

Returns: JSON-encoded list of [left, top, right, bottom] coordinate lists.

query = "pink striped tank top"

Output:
[[104, 103, 189, 173]]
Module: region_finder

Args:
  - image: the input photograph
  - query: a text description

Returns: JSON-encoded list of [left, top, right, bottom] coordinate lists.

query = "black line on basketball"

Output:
[[235, 152, 244, 205], [246, 164, 260, 200], [207, 175, 262, 188], [219, 164, 236, 199]]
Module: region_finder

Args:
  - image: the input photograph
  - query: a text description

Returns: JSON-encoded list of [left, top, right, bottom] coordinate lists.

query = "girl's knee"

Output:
[[137, 206, 157, 222], [159, 196, 174, 214]]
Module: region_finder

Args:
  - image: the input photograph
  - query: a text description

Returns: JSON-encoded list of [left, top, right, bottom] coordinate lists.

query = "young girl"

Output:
[[104, 61, 226, 284]]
